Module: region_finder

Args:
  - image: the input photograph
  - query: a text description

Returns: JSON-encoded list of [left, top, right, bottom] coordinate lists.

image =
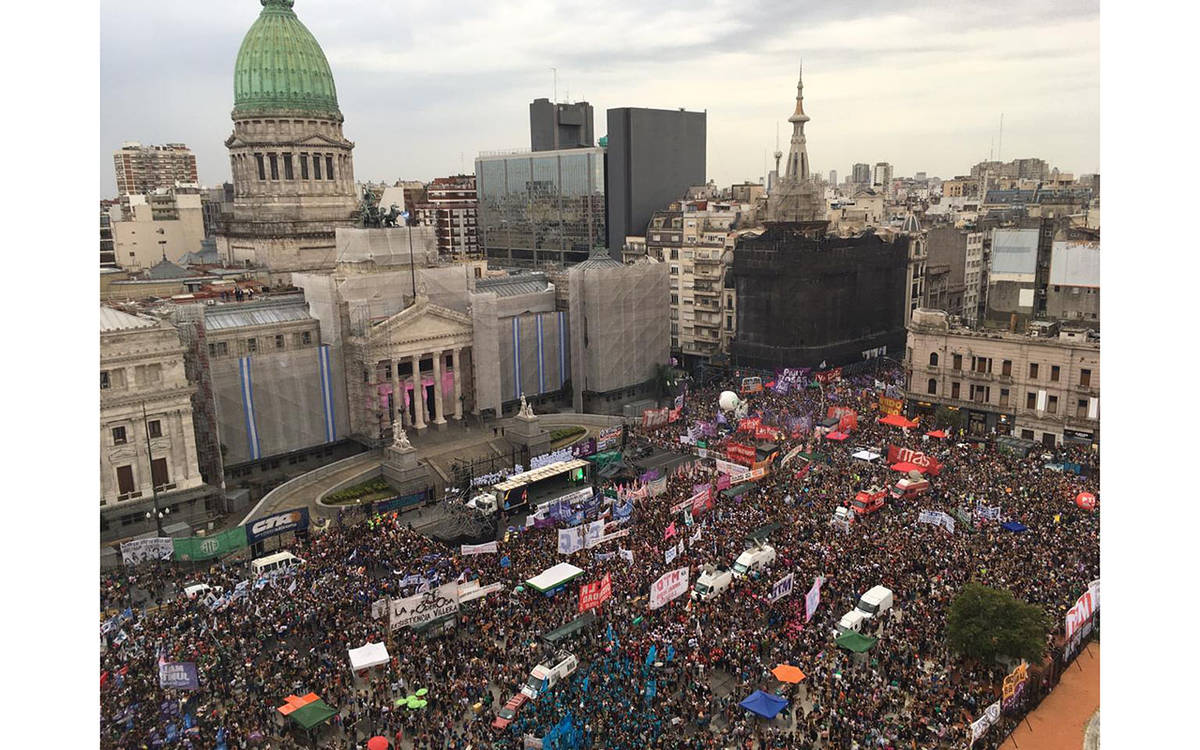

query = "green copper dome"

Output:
[[233, 0, 341, 119]]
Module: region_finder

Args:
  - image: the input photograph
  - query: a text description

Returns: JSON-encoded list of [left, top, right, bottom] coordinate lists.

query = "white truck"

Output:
[[467, 492, 499, 515], [834, 609, 869, 637], [732, 542, 776, 578], [520, 652, 579, 700], [855, 585, 894, 619], [692, 565, 734, 601]]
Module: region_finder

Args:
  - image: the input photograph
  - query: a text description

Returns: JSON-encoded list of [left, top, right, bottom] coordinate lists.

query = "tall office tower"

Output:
[[605, 107, 707, 260], [828, 170, 837, 187], [530, 98, 595, 151], [852, 162, 871, 185]]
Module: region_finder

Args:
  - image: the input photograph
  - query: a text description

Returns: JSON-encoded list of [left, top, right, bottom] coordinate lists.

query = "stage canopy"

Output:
[[851, 450, 881, 462], [835, 631, 878, 653], [348, 642, 390, 672], [925, 430, 948, 438], [879, 414, 918, 428], [739, 690, 789, 719], [825, 431, 849, 441]]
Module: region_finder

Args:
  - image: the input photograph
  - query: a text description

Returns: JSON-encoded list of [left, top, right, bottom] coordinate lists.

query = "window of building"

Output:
[[312, 156, 322, 180], [101, 371, 110, 389], [275, 334, 285, 349], [215, 341, 228, 357], [1047, 395, 1058, 414], [1000, 388, 1010, 408], [1002, 359, 1012, 376], [151, 458, 170, 490], [927, 379, 937, 395], [300, 154, 309, 179], [1029, 362, 1039, 379], [1080, 368, 1092, 387], [247, 338, 257, 353], [725, 315, 733, 330], [1026, 392, 1037, 410], [669, 249, 679, 260], [929, 352, 939, 367], [1051, 365, 1060, 382], [116, 465, 135, 496], [111, 426, 127, 445], [1021, 429, 1035, 441], [302, 331, 312, 345], [283, 153, 293, 180], [255, 153, 265, 180], [952, 354, 962, 370], [951, 381, 960, 399], [1077, 399, 1088, 417], [325, 155, 335, 180], [148, 420, 163, 438], [268, 153, 279, 180]]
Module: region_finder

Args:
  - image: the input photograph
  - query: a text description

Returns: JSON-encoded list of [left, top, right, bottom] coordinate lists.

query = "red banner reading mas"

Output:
[[886, 445, 943, 475], [726, 442, 757, 465]]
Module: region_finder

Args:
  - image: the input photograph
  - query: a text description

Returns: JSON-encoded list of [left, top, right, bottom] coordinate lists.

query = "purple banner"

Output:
[[158, 661, 199, 690], [571, 438, 597, 458]]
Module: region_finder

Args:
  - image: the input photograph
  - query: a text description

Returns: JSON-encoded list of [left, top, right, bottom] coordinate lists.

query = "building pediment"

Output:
[[366, 296, 473, 351]]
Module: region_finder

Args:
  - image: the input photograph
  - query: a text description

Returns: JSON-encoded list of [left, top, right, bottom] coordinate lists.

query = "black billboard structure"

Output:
[[730, 222, 908, 370]]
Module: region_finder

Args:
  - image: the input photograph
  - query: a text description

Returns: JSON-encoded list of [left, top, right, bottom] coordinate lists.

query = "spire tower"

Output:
[[785, 62, 810, 181]]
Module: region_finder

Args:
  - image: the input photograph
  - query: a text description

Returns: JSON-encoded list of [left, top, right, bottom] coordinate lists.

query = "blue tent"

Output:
[[1001, 521, 1028, 533], [739, 690, 789, 719]]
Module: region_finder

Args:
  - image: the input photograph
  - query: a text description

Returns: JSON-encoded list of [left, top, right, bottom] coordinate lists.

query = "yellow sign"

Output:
[[879, 396, 903, 416], [1002, 661, 1029, 701]]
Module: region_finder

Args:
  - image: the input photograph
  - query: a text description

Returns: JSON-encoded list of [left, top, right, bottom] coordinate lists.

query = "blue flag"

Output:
[[645, 644, 657, 666], [500, 555, 511, 568], [183, 712, 194, 729], [165, 724, 178, 743], [667, 645, 675, 663]]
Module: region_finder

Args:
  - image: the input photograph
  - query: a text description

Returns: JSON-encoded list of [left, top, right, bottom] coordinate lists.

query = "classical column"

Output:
[[451, 348, 463, 420], [432, 350, 447, 424], [411, 353, 427, 429], [389, 357, 401, 428]]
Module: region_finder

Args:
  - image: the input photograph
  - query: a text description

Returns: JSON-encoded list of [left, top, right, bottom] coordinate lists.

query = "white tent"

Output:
[[348, 642, 390, 672], [851, 450, 881, 462]]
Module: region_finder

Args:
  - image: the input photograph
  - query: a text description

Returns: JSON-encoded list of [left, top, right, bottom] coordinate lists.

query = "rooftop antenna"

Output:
[[552, 67, 557, 103]]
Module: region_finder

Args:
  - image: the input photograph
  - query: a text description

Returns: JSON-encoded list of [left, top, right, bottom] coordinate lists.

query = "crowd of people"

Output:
[[100, 364, 1099, 749]]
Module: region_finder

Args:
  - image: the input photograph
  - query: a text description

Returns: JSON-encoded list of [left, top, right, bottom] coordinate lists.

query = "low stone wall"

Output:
[[313, 465, 384, 521], [241, 450, 381, 525], [510, 412, 627, 430]]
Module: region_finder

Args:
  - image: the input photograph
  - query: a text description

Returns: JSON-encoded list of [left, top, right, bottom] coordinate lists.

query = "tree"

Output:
[[934, 405, 963, 432], [946, 583, 1049, 664]]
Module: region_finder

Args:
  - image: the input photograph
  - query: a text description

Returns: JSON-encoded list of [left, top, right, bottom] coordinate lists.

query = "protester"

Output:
[[100, 364, 1098, 749]]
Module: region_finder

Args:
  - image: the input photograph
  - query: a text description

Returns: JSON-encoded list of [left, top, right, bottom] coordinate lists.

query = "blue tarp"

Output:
[[1001, 521, 1028, 533], [739, 690, 788, 719]]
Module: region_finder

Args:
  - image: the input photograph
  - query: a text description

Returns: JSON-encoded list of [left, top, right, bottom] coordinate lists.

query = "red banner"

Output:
[[737, 417, 761, 433], [755, 424, 781, 441], [690, 487, 712, 516], [579, 573, 612, 612], [828, 407, 858, 433], [642, 408, 670, 428], [886, 445, 943, 475], [726, 442, 757, 465], [716, 474, 731, 491], [814, 367, 843, 384], [668, 407, 682, 423]]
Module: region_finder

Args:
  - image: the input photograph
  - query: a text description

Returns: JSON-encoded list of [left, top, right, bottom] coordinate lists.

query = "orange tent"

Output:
[[277, 692, 320, 715], [771, 664, 806, 683]]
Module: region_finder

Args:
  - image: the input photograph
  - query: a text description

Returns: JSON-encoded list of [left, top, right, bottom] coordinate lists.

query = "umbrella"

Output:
[[771, 664, 806, 683], [890, 462, 925, 474], [367, 738, 389, 750], [415, 688, 428, 697], [925, 429, 948, 438], [825, 431, 849, 441]]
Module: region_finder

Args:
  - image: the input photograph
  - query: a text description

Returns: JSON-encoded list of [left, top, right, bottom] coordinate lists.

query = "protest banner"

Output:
[[647, 476, 668, 497], [460, 541, 498, 556], [597, 426, 622, 450], [715, 458, 748, 476], [769, 572, 794, 603], [664, 545, 677, 564], [689, 487, 712, 516], [1001, 661, 1029, 711], [879, 395, 903, 416], [649, 567, 689, 609], [583, 520, 606, 549], [740, 376, 763, 394], [173, 526, 247, 562], [121, 537, 175, 566], [370, 598, 389, 620], [814, 367, 842, 384], [886, 445, 943, 475], [642, 408, 670, 428], [969, 701, 1002, 747], [804, 577, 822, 622], [725, 442, 757, 465], [158, 661, 200, 690], [558, 526, 585, 555], [738, 417, 761, 433], [917, 509, 956, 533], [246, 508, 309, 545], [1065, 579, 1100, 639], [570, 438, 597, 458], [579, 573, 612, 612], [389, 582, 459, 631]]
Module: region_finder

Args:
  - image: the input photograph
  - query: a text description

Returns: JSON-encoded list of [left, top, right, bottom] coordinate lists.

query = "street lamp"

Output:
[[142, 402, 166, 536]]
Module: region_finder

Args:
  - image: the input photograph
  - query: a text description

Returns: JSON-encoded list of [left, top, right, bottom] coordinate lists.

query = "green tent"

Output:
[[288, 699, 338, 730], [835, 631, 878, 653], [720, 483, 756, 500], [587, 451, 622, 468]]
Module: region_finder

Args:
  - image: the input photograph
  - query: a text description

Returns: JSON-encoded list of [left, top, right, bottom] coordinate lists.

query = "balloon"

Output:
[[1075, 492, 1096, 511], [718, 391, 741, 412]]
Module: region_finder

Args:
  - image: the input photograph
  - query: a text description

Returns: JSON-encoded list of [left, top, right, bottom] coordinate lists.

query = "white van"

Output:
[[834, 609, 868, 636], [182, 583, 222, 600], [521, 652, 579, 699], [855, 585, 894, 619], [250, 551, 305, 577], [692, 565, 734, 601], [732, 543, 776, 578]]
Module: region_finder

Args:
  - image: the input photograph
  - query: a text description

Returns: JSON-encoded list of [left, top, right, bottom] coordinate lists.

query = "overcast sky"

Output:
[[100, 0, 1099, 196]]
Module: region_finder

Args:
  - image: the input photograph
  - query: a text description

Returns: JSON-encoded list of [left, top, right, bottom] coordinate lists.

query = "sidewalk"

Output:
[[1000, 642, 1099, 750]]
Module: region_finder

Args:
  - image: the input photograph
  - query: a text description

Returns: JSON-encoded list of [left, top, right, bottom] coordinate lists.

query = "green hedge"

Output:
[[327, 477, 391, 503], [550, 426, 586, 443]]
